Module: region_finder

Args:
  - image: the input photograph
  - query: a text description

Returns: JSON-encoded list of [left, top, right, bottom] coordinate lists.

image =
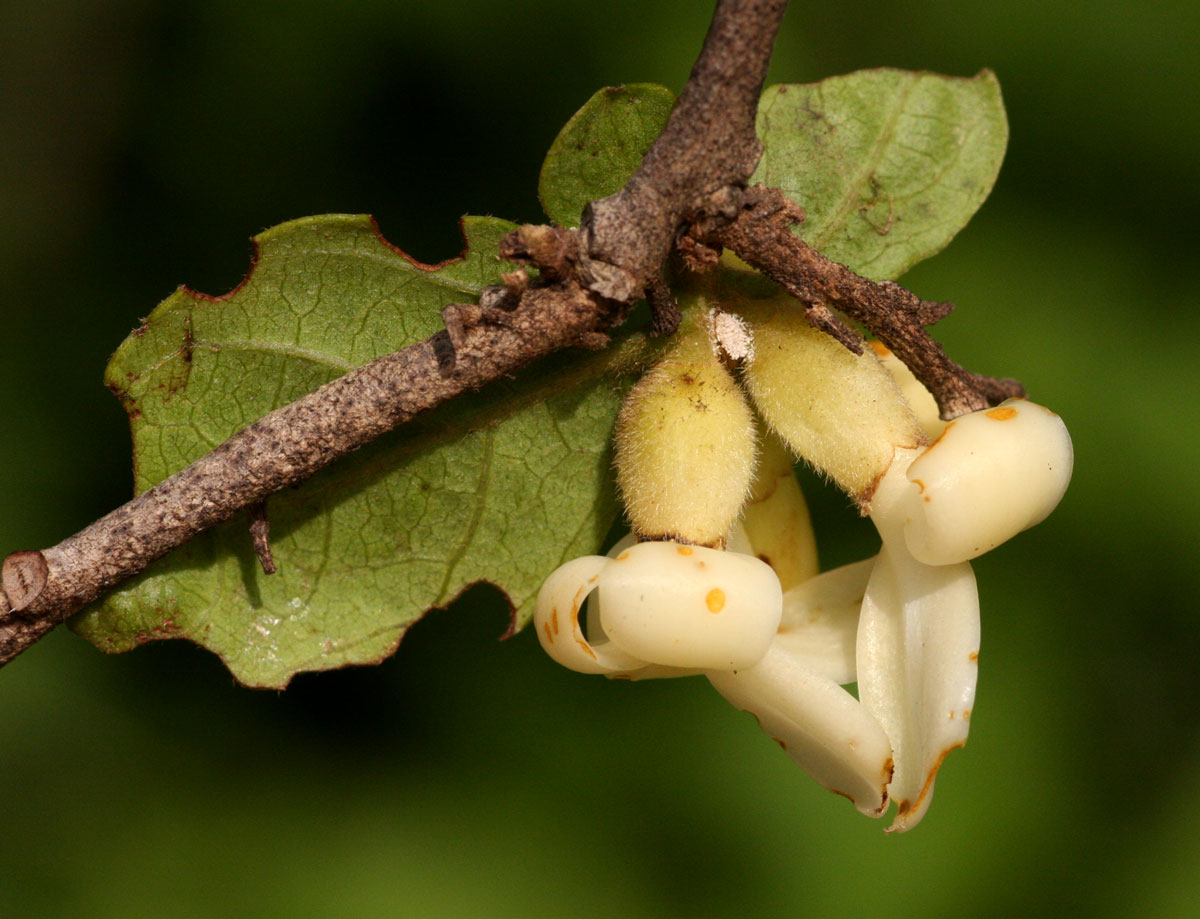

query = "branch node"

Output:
[[675, 225, 723, 273], [577, 256, 642, 303]]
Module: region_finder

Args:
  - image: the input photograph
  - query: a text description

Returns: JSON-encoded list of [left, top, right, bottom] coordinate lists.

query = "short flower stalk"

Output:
[[534, 282, 1073, 832]]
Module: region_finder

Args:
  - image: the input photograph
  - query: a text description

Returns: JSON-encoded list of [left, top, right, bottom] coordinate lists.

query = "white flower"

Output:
[[712, 399, 1072, 830], [533, 279, 1073, 831]]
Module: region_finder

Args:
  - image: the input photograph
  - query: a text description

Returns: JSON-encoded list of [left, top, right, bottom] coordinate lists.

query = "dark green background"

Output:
[[2, 1, 1197, 916]]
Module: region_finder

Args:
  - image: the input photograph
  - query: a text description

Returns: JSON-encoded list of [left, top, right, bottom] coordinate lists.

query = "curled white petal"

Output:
[[903, 399, 1073, 565], [584, 536, 705, 682], [598, 542, 782, 671], [775, 557, 874, 685], [708, 644, 894, 817], [534, 556, 648, 675]]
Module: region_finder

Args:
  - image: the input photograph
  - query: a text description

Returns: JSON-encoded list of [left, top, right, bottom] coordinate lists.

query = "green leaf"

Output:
[[539, 83, 676, 228], [753, 69, 1008, 279], [73, 214, 649, 688]]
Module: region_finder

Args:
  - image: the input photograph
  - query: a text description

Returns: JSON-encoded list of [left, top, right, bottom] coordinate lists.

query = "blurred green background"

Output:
[[2, 1, 1197, 916]]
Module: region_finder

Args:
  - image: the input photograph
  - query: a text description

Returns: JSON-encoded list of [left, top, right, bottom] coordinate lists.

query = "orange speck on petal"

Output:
[[913, 478, 926, 493], [551, 608, 560, 636], [615, 551, 630, 561], [706, 588, 726, 613], [968, 650, 979, 661], [926, 420, 956, 450], [676, 545, 693, 556], [774, 737, 788, 751], [869, 340, 891, 357], [576, 639, 598, 660], [900, 743, 965, 817], [587, 574, 599, 584], [986, 406, 1018, 421], [543, 622, 553, 643]]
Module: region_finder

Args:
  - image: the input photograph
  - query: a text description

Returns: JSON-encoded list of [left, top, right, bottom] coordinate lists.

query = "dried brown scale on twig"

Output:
[[248, 502, 276, 576], [0, 0, 793, 667], [702, 185, 1026, 419]]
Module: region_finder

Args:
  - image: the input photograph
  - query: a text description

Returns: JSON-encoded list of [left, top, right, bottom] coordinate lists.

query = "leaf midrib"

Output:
[[812, 74, 919, 251]]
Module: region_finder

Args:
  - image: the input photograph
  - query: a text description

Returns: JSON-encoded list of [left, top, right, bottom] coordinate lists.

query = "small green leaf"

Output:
[[73, 215, 649, 688], [539, 84, 676, 228], [753, 69, 1008, 279]]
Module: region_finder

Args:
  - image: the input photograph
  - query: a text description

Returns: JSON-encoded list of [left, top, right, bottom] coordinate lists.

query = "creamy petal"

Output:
[[903, 399, 1073, 565], [775, 557, 874, 685], [856, 545, 980, 832], [598, 542, 782, 671], [586, 531, 755, 680], [741, 428, 819, 590], [708, 644, 894, 817], [534, 556, 649, 675]]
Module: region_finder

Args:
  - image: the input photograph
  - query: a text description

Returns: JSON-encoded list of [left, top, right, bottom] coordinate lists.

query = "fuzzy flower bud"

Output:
[[738, 297, 925, 503], [614, 320, 756, 546]]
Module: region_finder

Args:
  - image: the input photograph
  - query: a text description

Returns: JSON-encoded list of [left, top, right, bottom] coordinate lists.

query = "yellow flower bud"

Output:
[[738, 296, 924, 504], [614, 319, 756, 547]]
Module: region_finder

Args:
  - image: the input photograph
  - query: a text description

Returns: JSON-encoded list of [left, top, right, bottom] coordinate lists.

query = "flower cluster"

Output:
[[534, 285, 1072, 832]]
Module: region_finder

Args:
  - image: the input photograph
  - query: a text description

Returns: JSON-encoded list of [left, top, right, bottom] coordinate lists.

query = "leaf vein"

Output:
[[814, 75, 919, 250]]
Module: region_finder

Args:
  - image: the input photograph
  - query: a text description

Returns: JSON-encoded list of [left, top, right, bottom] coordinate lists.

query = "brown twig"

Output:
[[0, 0, 792, 668], [581, 0, 789, 307], [0, 0, 1023, 670], [703, 185, 1025, 419]]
